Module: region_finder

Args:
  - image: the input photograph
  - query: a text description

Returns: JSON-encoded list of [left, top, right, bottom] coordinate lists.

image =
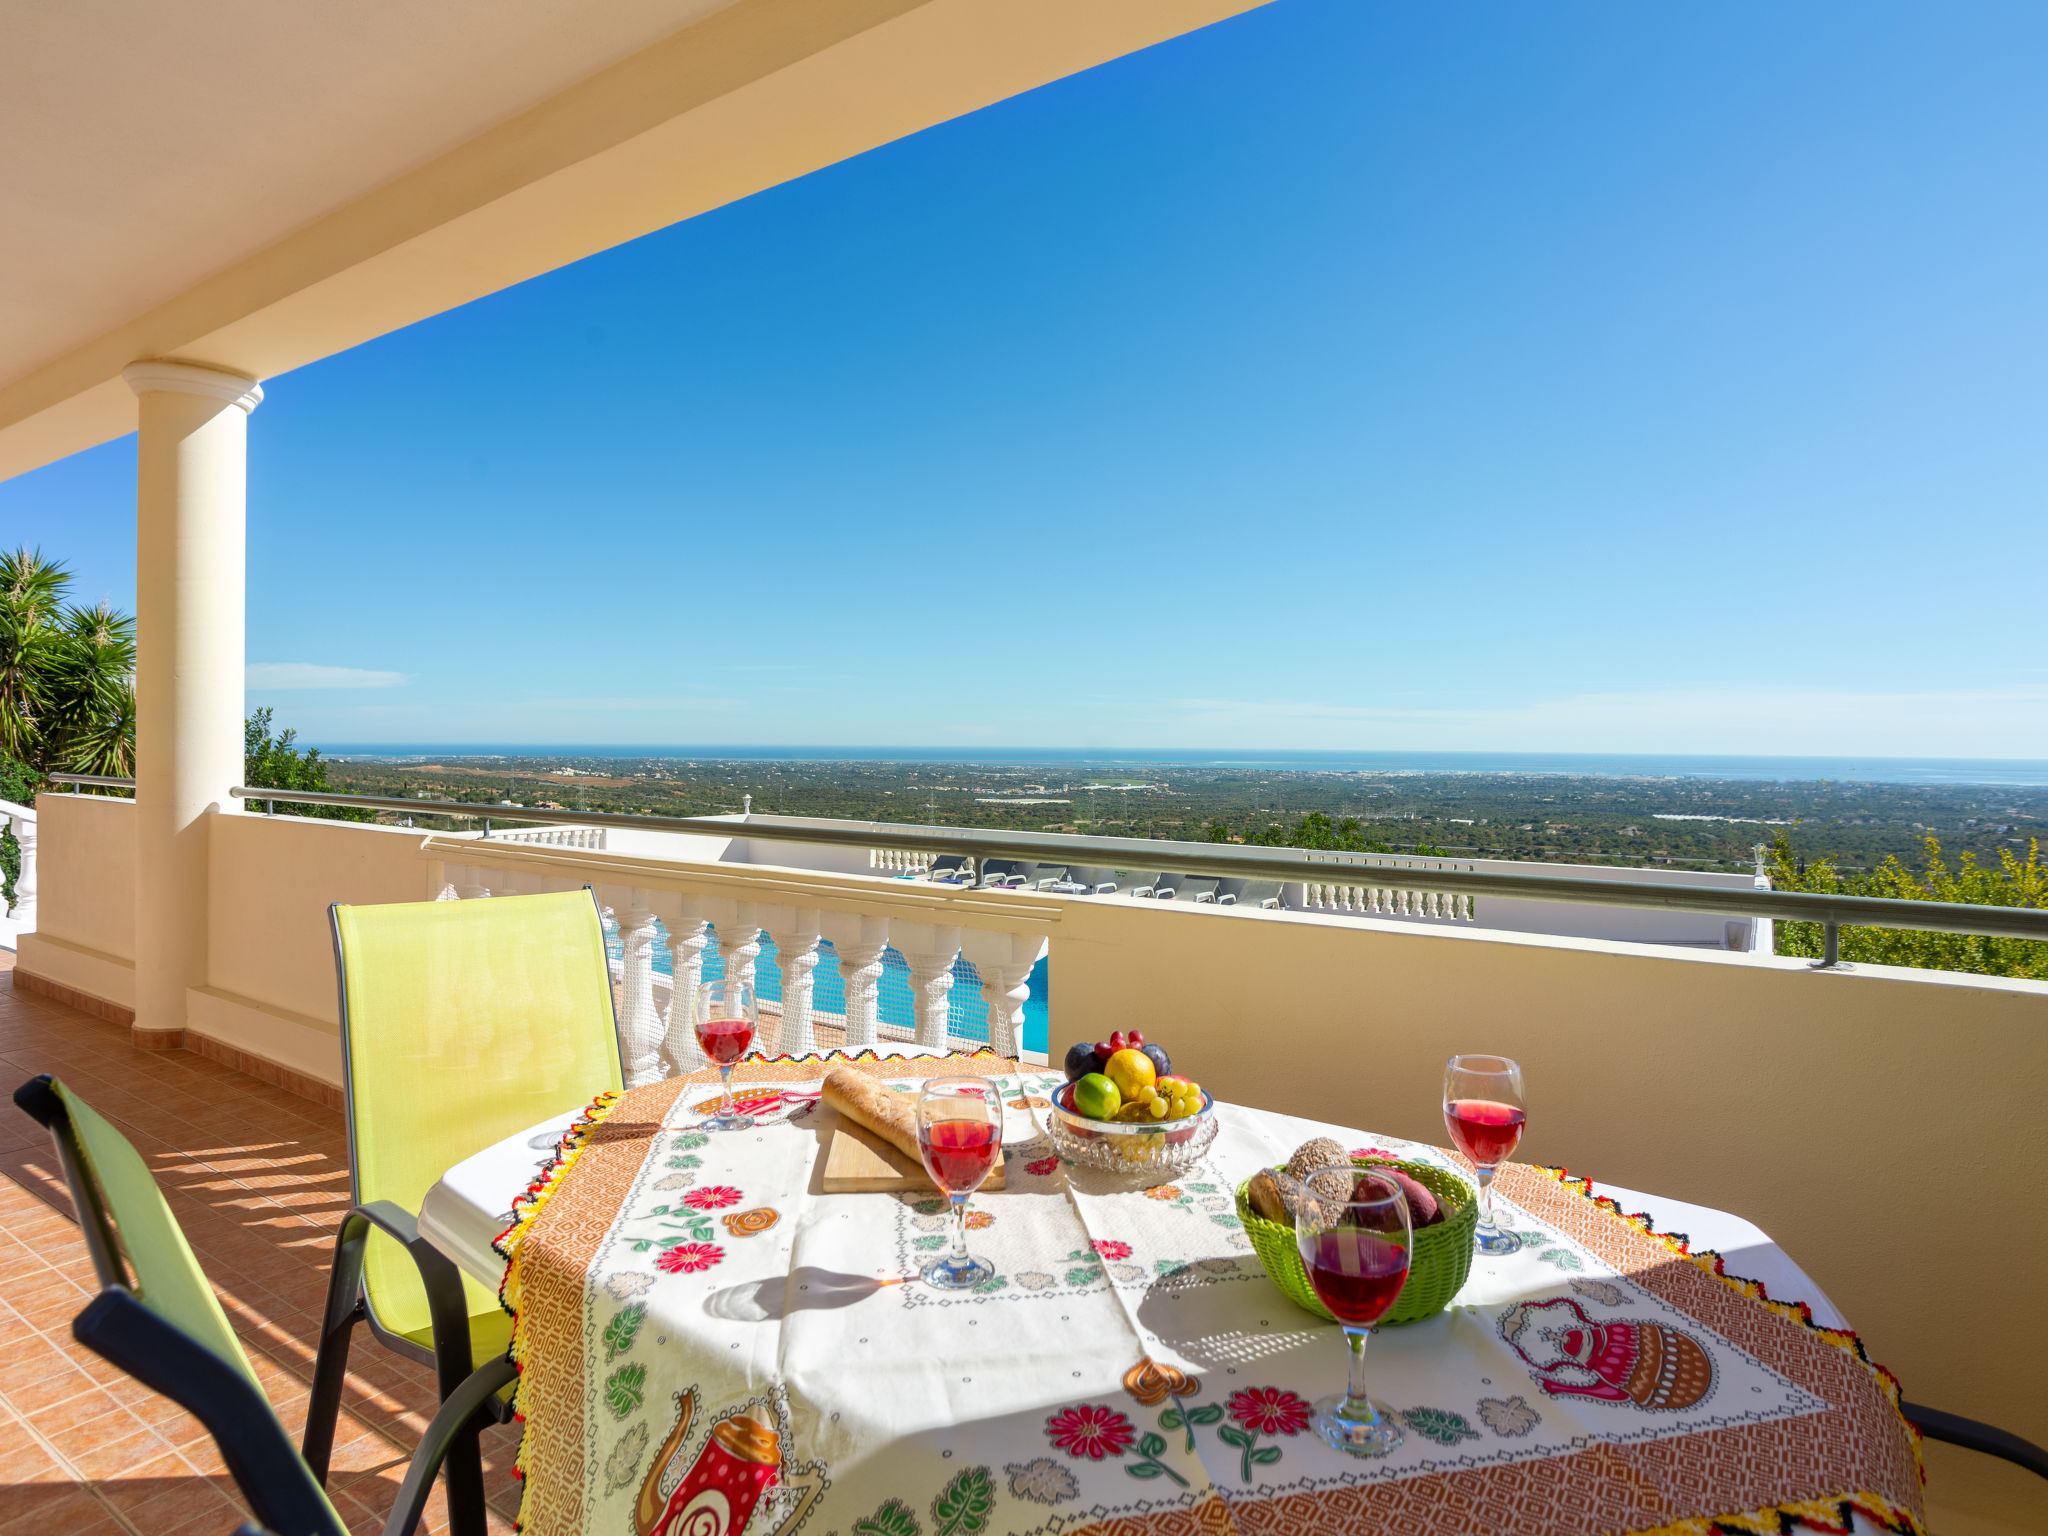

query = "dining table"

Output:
[[416, 1052, 1923, 1536]]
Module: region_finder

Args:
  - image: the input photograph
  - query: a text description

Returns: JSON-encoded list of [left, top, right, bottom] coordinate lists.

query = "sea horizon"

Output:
[[314, 745, 2048, 788]]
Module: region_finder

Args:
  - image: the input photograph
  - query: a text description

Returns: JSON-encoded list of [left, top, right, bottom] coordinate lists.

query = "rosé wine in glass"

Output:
[[916, 1078, 1002, 1291], [693, 978, 759, 1131], [919, 1118, 1001, 1194], [1445, 1099, 1525, 1168], [1295, 1174, 1413, 1456], [1444, 1056, 1527, 1256], [695, 1015, 756, 1068]]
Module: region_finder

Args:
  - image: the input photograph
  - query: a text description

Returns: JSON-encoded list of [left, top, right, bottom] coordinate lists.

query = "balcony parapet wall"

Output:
[[10, 804, 2047, 1487]]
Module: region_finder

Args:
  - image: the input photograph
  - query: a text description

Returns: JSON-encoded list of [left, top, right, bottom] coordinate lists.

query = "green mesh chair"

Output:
[[305, 887, 625, 1529], [13, 1074, 514, 1536]]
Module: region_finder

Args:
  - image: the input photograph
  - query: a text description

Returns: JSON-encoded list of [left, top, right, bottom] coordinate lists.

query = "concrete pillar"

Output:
[[124, 361, 262, 1047]]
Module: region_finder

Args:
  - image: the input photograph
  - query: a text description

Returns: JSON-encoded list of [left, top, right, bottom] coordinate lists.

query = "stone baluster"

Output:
[[825, 914, 890, 1053], [716, 903, 763, 1048], [663, 896, 712, 1074], [6, 811, 35, 924], [893, 923, 962, 1051], [962, 931, 1042, 1059], [767, 910, 822, 1058], [615, 895, 664, 1087], [457, 862, 490, 899]]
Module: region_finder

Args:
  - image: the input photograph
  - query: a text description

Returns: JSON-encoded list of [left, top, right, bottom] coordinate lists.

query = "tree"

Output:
[[0, 753, 31, 910], [1768, 828, 2047, 980], [245, 709, 372, 821], [0, 548, 137, 780]]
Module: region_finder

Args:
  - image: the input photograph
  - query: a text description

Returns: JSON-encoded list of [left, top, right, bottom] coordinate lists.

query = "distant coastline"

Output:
[[314, 745, 2048, 788]]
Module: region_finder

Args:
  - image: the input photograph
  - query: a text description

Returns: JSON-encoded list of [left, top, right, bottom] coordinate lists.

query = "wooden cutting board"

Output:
[[821, 1123, 1006, 1194]]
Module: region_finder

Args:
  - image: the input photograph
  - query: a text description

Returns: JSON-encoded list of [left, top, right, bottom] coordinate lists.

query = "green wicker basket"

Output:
[[1234, 1158, 1478, 1327]]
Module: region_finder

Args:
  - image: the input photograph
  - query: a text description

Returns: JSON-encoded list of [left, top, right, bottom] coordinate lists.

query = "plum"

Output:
[[1063, 1041, 1104, 1083], [1140, 1041, 1172, 1080]]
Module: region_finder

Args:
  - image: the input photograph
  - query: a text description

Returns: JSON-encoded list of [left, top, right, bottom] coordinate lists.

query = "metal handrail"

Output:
[[208, 782, 2048, 954], [47, 773, 135, 791], [45, 774, 2048, 956]]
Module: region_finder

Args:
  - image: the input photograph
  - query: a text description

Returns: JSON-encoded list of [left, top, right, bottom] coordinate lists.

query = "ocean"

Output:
[[320, 746, 2048, 788]]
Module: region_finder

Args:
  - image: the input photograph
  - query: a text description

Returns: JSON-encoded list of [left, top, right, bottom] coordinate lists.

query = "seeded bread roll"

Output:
[[1285, 1137, 1351, 1182], [821, 1066, 923, 1163]]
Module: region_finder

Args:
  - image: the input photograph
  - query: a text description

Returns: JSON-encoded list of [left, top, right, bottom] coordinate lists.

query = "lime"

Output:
[[1072, 1072, 1120, 1120]]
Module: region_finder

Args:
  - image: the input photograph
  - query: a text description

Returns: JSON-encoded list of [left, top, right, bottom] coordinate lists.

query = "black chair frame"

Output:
[[15, 1074, 515, 1536]]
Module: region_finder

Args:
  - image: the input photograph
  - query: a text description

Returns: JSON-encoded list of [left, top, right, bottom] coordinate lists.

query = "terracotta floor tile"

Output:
[[0, 1360, 99, 1416], [49, 1420, 164, 1483], [0, 979, 536, 1536], [0, 1485, 115, 1532]]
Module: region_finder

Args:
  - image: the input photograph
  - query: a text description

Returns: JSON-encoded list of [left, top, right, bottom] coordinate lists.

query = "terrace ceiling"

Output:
[[0, 0, 1264, 483]]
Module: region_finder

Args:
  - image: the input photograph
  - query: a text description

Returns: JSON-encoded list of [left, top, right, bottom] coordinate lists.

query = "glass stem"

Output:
[[718, 1064, 735, 1117], [1475, 1164, 1498, 1229], [949, 1194, 971, 1265], [1342, 1327, 1377, 1420]]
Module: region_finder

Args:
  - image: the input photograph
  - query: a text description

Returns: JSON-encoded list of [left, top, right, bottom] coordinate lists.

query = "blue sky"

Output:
[[6, 0, 2046, 755]]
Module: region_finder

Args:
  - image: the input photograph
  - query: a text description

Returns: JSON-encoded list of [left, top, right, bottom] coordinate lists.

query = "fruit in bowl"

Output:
[[1071, 1072, 1120, 1120], [1063, 1030, 1172, 1084]]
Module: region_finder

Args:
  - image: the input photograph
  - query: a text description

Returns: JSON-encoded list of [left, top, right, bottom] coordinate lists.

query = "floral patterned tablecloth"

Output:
[[497, 1054, 1923, 1536]]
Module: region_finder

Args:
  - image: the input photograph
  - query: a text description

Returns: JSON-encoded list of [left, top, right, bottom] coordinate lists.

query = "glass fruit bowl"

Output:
[[1047, 1083, 1219, 1188]]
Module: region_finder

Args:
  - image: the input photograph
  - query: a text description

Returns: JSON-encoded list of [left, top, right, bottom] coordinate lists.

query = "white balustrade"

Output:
[[422, 839, 1058, 1070], [498, 826, 606, 850], [2, 801, 35, 926], [891, 920, 961, 1050], [767, 910, 823, 1057], [822, 912, 890, 1053], [715, 901, 764, 1017], [614, 896, 664, 1086], [1300, 878, 1472, 922], [869, 848, 934, 875], [961, 929, 1042, 1058], [663, 895, 712, 1073]]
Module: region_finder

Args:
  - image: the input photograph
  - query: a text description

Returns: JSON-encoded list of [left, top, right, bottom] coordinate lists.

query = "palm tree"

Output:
[[0, 547, 68, 765], [46, 601, 137, 778], [0, 547, 138, 782]]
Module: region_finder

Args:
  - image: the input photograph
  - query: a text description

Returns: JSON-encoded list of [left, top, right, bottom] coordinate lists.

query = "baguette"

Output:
[[821, 1067, 923, 1164]]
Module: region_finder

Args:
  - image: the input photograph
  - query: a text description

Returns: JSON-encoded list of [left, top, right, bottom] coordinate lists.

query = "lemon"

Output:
[[1105, 1048, 1156, 1100]]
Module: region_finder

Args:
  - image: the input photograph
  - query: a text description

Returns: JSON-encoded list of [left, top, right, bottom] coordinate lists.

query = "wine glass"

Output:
[[693, 977, 759, 1132], [915, 1077, 1003, 1290], [1444, 1053, 1526, 1256], [1295, 1171, 1413, 1456]]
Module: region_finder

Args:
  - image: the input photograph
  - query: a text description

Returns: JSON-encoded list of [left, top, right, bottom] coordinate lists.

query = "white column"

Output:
[[615, 896, 663, 1087], [715, 903, 763, 1050], [767, 910, 822, 1057], [894, 922, 962, 1052], [963, 931, 1043, 1059], [6, 812, 34, 925], [663, 897, 712, 1074], [826, 914, 890, 1053], [125, 361, 261, 1044]]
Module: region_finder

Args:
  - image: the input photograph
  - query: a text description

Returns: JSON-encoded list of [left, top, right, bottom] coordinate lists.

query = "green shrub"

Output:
[[245, 710, 372, 822], [1768, 829, 2048, 979]]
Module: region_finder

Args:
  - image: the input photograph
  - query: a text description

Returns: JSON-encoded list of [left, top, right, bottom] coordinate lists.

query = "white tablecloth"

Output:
[[419, 1076, 1891, 1535], [421, 1110, 1847, 1333]]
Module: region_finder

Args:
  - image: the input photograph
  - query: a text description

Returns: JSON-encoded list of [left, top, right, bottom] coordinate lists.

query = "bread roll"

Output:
[[821, 1067, 923, 1163]]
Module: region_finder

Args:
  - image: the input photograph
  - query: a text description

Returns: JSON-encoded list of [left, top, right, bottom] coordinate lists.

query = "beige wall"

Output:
[[14, 793, 136, 1005], [1052, 898, 2048, 1533], [198, 811, 434, 1084]]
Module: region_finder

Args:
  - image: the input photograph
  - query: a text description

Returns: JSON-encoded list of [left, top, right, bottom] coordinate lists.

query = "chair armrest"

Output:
[[1904, 1402, 2048, 1482], [348, 1200, 422, 1247], [378, 1356, 520, 1536], [340, 1202, 479, 1401]]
